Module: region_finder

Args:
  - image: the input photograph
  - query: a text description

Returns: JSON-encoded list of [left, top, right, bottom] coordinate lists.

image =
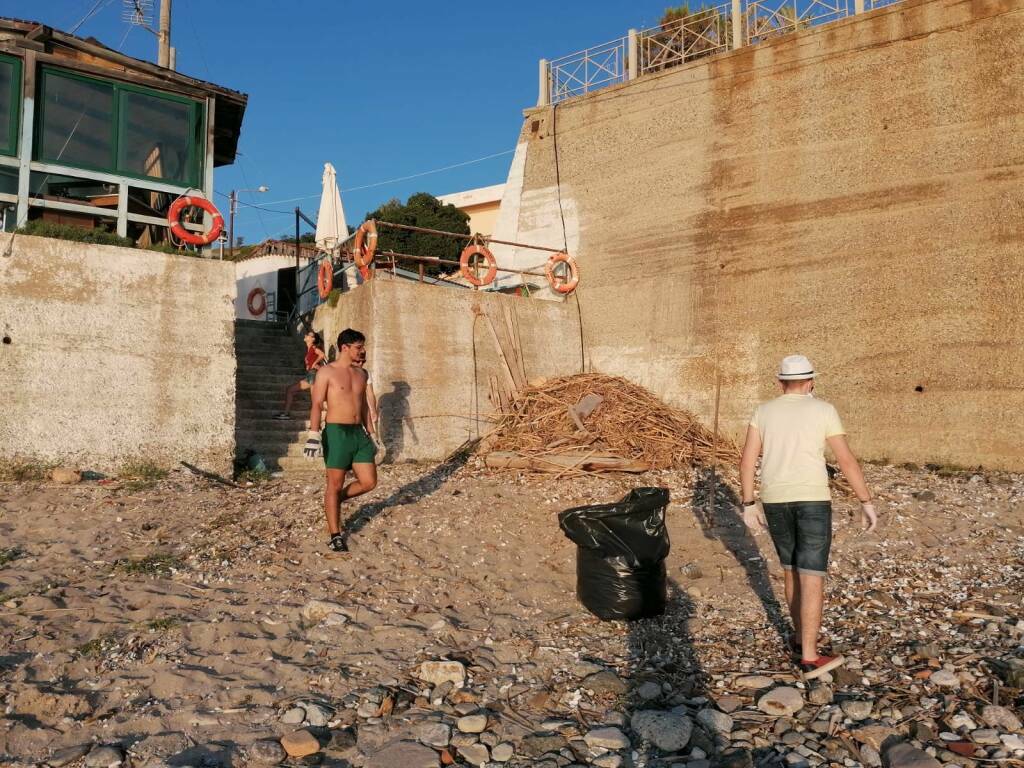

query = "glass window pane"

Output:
[[40, 73, 114, 169], [118, 90, 193, 183], [0, 59, 15, 151]]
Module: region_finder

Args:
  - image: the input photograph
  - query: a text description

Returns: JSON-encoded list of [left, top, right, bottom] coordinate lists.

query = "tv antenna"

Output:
[[122, 0, 153, 27], [120, 0, 174, 69]]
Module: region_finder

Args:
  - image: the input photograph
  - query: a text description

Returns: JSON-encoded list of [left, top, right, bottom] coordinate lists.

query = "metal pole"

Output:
[[627, 29, 639, 80], [538, 59, 550, 106], [228, 190, 236, 259], [295, 208, 301, 314], [158, 0, 172, 68], [732, 0, 744, 49]]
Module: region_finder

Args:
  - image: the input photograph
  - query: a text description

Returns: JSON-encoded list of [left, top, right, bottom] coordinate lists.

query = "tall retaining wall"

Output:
[[492, 0, 1024, 469], [313, 279, 582, 462], [0, 234, 237, 475]]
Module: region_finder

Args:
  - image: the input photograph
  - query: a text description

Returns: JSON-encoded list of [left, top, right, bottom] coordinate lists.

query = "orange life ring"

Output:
[[247, 286, 267, 316], [459, 244, 497, 287], [354, 220, 378, 268], [545, 252, 579, 294], [167, 195, 224, 246], [358, 263, 371, 282], [317, 259, 333, 299]]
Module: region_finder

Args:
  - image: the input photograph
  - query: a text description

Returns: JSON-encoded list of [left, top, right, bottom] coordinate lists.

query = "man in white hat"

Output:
[[739, 354, 876, 679]]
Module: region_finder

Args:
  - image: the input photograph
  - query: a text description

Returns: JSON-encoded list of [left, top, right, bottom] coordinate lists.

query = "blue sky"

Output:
[[12, 1, 672, 243]]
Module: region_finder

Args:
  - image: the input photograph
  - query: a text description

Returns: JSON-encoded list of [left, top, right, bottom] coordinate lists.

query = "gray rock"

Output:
[[458, 743, 489, 766], [689, 761, 711, 768], [248, 739, 286, 766], [365, 740, 439, 768], [757, 688, 804, 717], [883, 743, 942, 768], [981, 705, 1023, 732], [630, 709, 693, 752], [735, 675, 775, 690], [861, 744, 883, 767], [947, 711, 977, 731], [841, 700, 873, 721], [638, 681, 663, 700], [971, 729, 1000, 745], [85, 746, 124, 768], [583, 727, 630, 750], [450, 731, 479, 748], [282, 707, 306, 724], [782, 731, 804, 746], [584, 670, 628, 695], [417, 660, 466, 689], [457, 714, 488, 734], [928, 670, 959, 688], [330, 728, 356, 750], [301, 703, 331, 727], [696, 708, 733, 735], [491, 743, 514, 762], [593, 755, 624, 768], [521, 732, 568, 757], [429, 681, 453, 706], [1001, 734, 1024, 750], [717, 695, 743, 713], [807, 685, 833, 706], [49, 745, 92, 767], [416, 722, 451, 747], [717, 748, 753, 768]]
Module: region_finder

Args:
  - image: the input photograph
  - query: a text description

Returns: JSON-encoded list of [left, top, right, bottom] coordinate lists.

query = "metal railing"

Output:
[[542, 0, 901, 104]]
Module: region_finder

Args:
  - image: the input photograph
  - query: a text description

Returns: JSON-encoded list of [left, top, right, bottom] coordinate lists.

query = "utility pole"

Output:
[[229, 190, 237, 259], [157, 0, 172, 68]]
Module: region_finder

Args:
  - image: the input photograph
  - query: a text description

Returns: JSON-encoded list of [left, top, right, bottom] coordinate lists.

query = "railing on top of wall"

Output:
[[539, 0, 905, 105]]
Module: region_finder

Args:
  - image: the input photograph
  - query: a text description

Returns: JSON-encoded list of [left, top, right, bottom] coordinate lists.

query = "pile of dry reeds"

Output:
[[484, 373, 739, 471]]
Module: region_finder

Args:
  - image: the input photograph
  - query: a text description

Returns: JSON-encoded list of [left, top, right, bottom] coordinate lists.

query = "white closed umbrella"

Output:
[[314, 162, 348, 253]]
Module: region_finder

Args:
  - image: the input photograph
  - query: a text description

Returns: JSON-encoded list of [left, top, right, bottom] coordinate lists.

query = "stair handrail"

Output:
[[285, 228, 358, 335]]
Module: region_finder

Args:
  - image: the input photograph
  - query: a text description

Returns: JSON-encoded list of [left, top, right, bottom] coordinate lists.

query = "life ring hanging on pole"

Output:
[[460, 244, 497, 287], [358, 263, 371, 282], [545, 252, 579, 294], [317, 259, 334, 299], [247, 286, 267, 316], [354, 220, 378, 268], [167, 195, 224, 246]]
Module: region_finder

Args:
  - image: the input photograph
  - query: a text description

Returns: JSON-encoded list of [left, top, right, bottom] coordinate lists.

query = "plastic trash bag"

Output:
[[558, 487, 670, 621]]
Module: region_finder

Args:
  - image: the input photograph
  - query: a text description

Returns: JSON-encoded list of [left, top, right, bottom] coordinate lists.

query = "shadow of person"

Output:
[[691, 466, 790, 647], [377, 381, 417, 463]]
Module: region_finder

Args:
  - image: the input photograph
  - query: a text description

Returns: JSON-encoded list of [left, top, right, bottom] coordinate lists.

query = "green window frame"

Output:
[[0, 53, 22, 157], [35, 66, 204, 186]]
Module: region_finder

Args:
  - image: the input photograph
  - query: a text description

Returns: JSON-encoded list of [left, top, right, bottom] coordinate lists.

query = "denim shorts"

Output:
[[762, 501, 832, 576]]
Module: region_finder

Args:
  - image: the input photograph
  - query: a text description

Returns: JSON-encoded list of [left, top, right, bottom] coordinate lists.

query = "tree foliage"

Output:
[[364, 192, 470, 276]]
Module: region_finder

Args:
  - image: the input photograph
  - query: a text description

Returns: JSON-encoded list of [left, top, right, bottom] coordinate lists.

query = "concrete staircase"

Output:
[[234, 319, 319, 473]]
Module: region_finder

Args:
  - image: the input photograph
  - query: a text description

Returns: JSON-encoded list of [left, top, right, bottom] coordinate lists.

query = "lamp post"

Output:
[[228, 185, 269, 259]]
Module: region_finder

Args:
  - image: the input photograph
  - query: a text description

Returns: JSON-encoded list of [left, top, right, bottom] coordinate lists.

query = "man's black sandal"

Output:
[[328, 533, 348, 553]]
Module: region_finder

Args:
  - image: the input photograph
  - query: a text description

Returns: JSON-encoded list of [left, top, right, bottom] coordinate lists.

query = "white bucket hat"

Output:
[[778, 354, 815, 381]]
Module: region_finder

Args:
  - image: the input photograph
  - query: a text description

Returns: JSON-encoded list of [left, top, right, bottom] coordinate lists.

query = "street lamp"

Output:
[[228, 185, 269, 258]]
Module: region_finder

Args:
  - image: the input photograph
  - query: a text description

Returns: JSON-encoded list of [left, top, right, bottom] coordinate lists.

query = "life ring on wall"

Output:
[[317, 259, 334, 299], [167, 195, 224, 246], [354, 220, 378, 268], [247, 286, 267, 316], [358, 263, 371, 282], [459, 244, 497, 287], [545, 252, 579, 294]]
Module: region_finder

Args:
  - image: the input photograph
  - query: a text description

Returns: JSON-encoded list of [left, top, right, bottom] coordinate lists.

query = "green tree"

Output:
[[652, 3, 731, 68], [364, 192, 470, 277]]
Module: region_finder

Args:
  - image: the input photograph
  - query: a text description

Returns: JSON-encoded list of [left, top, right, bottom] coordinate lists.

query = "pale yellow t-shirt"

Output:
[[750, 394, 846, 503]]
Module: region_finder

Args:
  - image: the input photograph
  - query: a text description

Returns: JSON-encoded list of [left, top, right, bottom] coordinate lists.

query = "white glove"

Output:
[[742, 502, 766, 531], [303, 432, 322, 459], [860, 501, 878, 532]]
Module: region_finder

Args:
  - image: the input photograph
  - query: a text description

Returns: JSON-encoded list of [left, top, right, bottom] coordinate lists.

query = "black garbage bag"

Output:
[[558, 487, 670, 621]]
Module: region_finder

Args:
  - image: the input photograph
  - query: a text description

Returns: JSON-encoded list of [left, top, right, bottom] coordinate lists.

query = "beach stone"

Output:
[[458, 743, 489, 766], [852, 726, 900, 752], [757, 688, 804, 716], [584, 727, 630, 750], [1001, 734, 1024, 750], [884, 743, 942, 768], [248, 739, 286, 765], [697, 709, 733, 735], [280, 730, 320, 758], [981, 705, 1023, 732], [637, 681, 663, 700], [718, 748, 754, 768], [585, 670, 628, 695], [594, 755, 624, 768], [450, 732, 478, 748], [630, 710, 693, 752], [417, 722, 451, 747], [49, 744, 92, 767], [689, 760, 711, 768], [910, 722, 936, 743], [457, 714, 487, 733], [281, 707, 306, 724], [841, 700, 873, 721], [491, 743, 514, 762], [85, 747, 124, 768], [807, 685, 833, 706], [302, 703, 331, 727], [928, 670, 959, 688], [365, 740, 439, 768], [736, 675, 774, 690], [329, 727, 356, 750], [971, 729, 1000, 745], [520, 733, 568, 756], [51, 468, 81, 484], [717, 695, 743, 713], [417, 660, 466, 689], [861, 744, 883, 767], [300, 600, 345, 623], [947, 712, 977, 731]]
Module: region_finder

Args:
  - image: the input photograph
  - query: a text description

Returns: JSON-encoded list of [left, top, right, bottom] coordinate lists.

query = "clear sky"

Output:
[[11, 0, 671, 243]]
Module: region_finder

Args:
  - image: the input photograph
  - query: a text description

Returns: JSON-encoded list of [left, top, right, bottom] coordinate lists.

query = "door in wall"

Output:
[[277, 267, 297, 319]]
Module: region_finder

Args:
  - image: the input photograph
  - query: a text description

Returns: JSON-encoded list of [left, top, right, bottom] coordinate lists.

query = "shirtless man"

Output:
[[303, 328, 378, 552]]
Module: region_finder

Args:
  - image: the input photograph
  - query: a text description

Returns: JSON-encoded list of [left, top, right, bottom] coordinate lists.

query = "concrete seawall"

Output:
[[492, 0, 1024, 469], [0, 234, 237, 475]]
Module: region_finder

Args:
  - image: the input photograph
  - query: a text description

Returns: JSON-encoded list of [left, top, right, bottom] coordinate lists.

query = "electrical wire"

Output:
[[69, 0, 113, 34]]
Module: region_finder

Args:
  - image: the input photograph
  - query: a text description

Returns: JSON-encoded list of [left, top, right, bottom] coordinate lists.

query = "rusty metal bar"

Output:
[[372, 220, 564, 254], [378, 250, 549, 278]]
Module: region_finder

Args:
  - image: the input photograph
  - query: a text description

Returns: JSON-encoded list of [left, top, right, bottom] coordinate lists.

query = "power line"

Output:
[[70, 0, 115, 34]]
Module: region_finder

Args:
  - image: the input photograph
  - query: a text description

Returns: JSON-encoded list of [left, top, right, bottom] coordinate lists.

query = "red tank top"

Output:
[[305, 347, 320, 370]]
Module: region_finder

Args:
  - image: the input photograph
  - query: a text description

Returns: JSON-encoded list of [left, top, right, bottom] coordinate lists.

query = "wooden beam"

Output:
[[15, 50, 35, 228]]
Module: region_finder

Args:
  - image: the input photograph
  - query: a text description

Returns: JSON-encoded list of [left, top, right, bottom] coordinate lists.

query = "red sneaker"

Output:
[[800, 654, 845, 680]]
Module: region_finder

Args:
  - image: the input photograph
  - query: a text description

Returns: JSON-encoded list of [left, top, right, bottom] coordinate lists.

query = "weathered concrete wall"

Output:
[[313, 279, 582, 461], [493, 0, 1024, 469], [0, 234, 236, 474]]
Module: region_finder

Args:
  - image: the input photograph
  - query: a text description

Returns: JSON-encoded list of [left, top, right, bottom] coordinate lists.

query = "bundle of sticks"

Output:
[[482, 373, 740, 474]]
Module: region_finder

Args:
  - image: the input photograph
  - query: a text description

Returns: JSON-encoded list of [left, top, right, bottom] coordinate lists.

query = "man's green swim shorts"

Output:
[[321, 423, 375, 470]]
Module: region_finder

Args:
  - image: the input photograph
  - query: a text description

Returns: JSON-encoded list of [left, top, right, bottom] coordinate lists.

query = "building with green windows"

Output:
[[0, 17, 247, 246]]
